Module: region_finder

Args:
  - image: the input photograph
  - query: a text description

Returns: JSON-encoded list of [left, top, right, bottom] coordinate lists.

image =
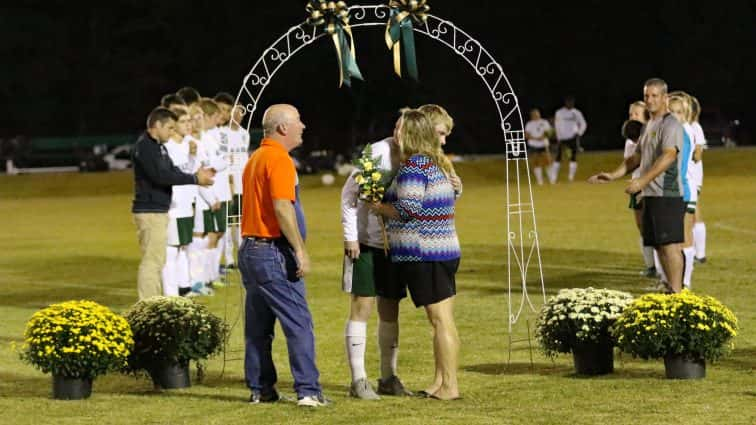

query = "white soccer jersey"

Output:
[[224, 126, 250, 195], [623, 139, 641, 179], [554, 107, 587, 141], [525, 119, 551, 149], [201, 128, 231, 202], [164, 138, 196, 218], [689, 121, 705, 188]]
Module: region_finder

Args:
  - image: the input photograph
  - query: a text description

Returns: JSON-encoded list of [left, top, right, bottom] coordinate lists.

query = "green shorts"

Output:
[[202, 201, 228, 233], [168, 216, 194, 246], [342, 245, 391, 297], [628, 193, 643, 210]]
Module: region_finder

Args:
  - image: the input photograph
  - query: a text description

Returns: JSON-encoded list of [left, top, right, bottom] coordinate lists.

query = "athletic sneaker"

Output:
[[190, 282, 214, 296], [249, 389, 280, 404], [297, 394, 331, 407], [209, 280, 228, 289], [377, 375, 413, 396], [349, 378, 380, 400], [640, 267, 658, 278]]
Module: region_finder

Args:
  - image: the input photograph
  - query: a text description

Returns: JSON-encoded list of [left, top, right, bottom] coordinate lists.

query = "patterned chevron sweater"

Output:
[[384, 154, 461, 262]]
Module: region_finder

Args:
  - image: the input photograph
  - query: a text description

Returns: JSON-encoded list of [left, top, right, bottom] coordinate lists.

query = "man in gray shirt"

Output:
[[588, 78, 685, 292]]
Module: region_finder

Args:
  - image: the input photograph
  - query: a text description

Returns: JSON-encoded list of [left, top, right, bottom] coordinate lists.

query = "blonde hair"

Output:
[[690, 96, 701, 122], [198, 98, 219, 115], [667, 93, 691, 123], [399, 109, 455, 176], [418, 104, 454, 132], [629, 100, 650, 122]]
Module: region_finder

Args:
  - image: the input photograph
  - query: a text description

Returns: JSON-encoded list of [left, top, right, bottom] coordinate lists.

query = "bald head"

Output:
[[261, 104, 305, 150], [262, 104, 297, 135]]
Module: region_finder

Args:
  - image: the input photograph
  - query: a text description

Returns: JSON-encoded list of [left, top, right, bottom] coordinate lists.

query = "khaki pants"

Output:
[[134, 212, 169, 300]]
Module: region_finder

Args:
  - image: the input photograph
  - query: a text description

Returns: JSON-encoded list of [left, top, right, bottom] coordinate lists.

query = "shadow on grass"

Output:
[[3, 255, 137, 309], [716, 347, 756, 371], [464, 361, 661, 379], [459, 244, 655, 296], [0, 371, 50, 398]]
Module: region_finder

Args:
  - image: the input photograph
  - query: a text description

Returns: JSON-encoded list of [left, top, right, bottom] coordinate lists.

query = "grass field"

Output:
[[0, 149, 754, 425]]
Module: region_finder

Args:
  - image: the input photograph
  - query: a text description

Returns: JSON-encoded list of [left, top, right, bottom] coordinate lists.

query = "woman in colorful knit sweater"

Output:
[[371, 109, 461, 400]]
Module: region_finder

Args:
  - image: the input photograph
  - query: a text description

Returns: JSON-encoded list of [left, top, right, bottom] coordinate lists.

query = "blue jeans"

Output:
[[238, 238, 321, 398]]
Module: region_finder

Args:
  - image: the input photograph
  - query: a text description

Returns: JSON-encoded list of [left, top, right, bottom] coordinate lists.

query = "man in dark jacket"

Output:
[[132, 107, 214, 299]]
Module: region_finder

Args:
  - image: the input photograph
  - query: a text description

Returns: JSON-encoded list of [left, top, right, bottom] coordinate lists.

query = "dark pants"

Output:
[[556, 137, 580, 162], [238, 238, 321, 398]]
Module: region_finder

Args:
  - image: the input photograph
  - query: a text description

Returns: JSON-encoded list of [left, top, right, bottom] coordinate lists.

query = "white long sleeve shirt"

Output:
[[341, 138, 394, 248], [555, 107, 587, 141]]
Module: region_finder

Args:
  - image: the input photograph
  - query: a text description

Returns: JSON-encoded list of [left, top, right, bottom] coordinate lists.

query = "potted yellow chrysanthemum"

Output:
[[19, 300, 133, 399], [612, 290, 738, 379]]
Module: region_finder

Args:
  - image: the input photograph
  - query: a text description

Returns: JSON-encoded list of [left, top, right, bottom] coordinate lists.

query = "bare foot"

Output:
[[431, 387, 460, 400]]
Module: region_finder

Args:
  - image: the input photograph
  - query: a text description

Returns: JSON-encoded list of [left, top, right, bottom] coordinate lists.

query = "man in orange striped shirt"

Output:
[[238, 104, 328, 407]]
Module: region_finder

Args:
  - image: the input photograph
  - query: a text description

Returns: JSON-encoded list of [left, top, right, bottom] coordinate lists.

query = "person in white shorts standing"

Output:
[[524, 108, 553, 185], [689, 96, 707, 263], [162, 108, 198, 296]]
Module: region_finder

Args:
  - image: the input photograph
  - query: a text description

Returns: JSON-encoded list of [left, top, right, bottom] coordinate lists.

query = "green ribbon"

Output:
[[385, 0, 430, 81], [306, 0, 364, 87]]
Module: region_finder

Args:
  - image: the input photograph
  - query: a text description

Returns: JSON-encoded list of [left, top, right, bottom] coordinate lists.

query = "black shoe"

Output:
[[249, 389, 280, 404], [694, 257, 707, 264], [640, 267, 658, 278]]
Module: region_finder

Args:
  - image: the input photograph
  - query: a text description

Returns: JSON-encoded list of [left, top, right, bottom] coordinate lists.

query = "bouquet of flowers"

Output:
[[19, 300, 133, 379], [612, 290, 738, 361], [353, 144, 392, 203], [535, 287, 634, 358], [123, 296, 227, 372]]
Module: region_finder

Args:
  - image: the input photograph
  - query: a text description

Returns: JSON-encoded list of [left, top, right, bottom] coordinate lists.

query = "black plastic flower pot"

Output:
[[52, 375, 93, 400], [664, 355, 705, 379], [571, 339, 614, 375], [149, 361, 191, 389]]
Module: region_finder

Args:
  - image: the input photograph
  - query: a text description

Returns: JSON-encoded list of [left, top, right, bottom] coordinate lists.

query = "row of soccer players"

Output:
[[158, 87, 251, 297]]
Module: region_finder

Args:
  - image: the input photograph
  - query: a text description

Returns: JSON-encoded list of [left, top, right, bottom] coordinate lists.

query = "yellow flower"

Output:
[[363, 161, 373, 171], [371, 171, 382, 181], [355, 175, 366, 184]]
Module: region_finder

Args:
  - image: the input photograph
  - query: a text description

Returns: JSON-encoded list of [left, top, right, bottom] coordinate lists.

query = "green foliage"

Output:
[[123, 296, 227, 371], [535, 288, 634, 357], [18, 300, 133, 379], [612, 290, 739, 361]]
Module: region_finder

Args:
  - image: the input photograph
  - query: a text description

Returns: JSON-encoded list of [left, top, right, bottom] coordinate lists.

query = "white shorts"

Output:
[[688, 161, 703, 190]]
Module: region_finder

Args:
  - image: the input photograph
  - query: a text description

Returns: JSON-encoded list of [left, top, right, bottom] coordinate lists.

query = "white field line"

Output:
[[713, 222, 756, 236]]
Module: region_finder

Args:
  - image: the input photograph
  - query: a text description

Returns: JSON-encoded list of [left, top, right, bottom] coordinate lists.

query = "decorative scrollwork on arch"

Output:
[[232, 4, 524, 142]]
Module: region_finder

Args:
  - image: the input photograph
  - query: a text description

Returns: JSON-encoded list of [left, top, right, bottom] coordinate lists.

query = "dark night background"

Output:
[[2, 0, 755, 155]]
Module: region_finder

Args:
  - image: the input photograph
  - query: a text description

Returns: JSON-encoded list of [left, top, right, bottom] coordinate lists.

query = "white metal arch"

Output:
[[230, 4, 545, 330]]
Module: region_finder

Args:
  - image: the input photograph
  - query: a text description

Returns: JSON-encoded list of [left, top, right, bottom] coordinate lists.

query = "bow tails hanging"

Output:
[[385, 0, 430, 81], [306, 0, 364, 87]]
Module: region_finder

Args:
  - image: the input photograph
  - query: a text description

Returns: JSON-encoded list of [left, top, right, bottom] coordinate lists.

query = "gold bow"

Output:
[[306, 0, 363, 87], [385, 0, 430, 79]]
